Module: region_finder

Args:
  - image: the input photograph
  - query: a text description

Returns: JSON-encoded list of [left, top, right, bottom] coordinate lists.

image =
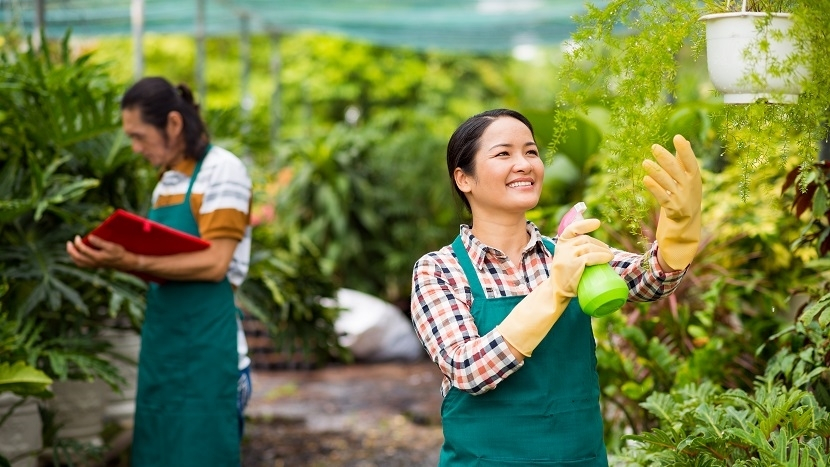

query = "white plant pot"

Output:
[[0, 393, 43, 467], [699, 12, 805, 104], [98, 328, 141, 424], [46, 380, 108, 447]]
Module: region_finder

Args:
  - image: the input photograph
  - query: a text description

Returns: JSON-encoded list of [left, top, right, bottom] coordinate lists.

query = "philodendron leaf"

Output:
[[0, 199, 33, 223], [45, 178, 100, 205], [0, 361, 52, 397], [623, 428, 680, 451], [621, 377, 654, 400], [695, 403, 725, 437], [768, 427, 793, 463], [799, 292, 830, 326], [641, 392, 677, 421], [726, 425, 773, 456]]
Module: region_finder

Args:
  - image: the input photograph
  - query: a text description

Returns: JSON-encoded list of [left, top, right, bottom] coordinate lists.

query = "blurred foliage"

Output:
[[779, 161, 830, 408], [0, 33, 150, 389], [236, 226, 349, 368], [0, 283, 52, 400], [83, 32, 568, 305], [549, 1, 830, 458], [551, 0, 830, 235], [0, 282, 51, 467], [582, 155, 814, 449], [267, 115, 449, 302], [617, 379, 830, 465], [12, 14, 830, 460], [784, 161, 830, 257]]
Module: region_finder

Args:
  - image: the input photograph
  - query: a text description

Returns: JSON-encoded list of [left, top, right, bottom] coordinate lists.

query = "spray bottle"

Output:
[[557, 202, 629, 317]]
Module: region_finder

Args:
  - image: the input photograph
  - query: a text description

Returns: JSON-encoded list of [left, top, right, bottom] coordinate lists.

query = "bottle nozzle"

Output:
[[557, 201, 588, 237]]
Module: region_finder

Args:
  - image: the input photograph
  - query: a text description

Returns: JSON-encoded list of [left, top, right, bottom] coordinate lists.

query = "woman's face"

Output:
[[456, 116, 543, 217], [121, 107, 184, 168]]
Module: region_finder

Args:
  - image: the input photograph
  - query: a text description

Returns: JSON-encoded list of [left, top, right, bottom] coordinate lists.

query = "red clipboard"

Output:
[[83, 209, 210, 283]]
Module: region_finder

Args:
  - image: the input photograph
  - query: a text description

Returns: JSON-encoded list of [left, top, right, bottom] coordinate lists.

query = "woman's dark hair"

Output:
[[121, 77, 209, 160], [446, 108, 535, 213]]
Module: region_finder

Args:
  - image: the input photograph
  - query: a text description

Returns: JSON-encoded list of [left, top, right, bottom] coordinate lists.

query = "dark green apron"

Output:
[[132, 156, 240, 466], [439, 236, 608, 466]]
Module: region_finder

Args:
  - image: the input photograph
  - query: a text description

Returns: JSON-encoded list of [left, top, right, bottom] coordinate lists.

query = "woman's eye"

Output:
[[496, 151, 510, 157], [527, 150, 539, 157]]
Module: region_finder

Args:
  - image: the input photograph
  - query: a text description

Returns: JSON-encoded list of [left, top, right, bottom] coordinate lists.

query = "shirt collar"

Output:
[[168, 158, 197, 176], [459, 221, 552, 271]]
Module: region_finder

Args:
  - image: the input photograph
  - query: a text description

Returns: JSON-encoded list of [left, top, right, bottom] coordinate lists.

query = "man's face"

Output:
[[121, 107, 182, 168]]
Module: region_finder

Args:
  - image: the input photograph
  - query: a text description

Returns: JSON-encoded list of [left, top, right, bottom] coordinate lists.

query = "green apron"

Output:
[[132, 155, 240, 466], [439, 236, 608, 466]]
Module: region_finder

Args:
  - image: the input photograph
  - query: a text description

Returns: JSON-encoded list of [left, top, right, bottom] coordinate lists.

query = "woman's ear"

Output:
[[454, 167, 473, 194], [166, 111, 184, 139]]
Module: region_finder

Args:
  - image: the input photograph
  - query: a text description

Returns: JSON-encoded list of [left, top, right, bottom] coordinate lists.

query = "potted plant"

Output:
[[0, 32, 152, 455], [551, 0, 830, 227], [0, 284, 52, 467], [700, 0, 805, 104]]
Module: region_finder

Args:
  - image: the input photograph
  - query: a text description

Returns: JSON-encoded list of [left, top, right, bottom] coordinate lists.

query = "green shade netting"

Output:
[[0, 0, 605, 52]]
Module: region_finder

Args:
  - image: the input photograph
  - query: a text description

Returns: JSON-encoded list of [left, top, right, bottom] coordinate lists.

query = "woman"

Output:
[[66, 77, 252, 466], [410, 109, 702, 465]]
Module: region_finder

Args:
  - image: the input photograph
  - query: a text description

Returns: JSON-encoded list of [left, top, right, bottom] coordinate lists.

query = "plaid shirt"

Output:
[[410, 221, 686, 397]]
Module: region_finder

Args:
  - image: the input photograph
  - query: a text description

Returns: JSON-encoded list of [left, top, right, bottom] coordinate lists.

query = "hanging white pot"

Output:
[[0, 393, 43, 467], [699, 6, 805, 104]]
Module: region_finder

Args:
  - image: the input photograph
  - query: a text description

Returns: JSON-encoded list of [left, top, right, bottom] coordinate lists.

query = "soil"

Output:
[[242, 360, 445, 467], [35, 360, 443, 467]]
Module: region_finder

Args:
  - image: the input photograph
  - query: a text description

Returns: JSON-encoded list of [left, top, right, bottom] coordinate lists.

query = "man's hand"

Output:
[[66, 235, 138, 271]]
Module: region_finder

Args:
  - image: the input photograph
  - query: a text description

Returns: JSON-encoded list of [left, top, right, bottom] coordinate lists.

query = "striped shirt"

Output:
[[410, 221, 686, 397], [152, 145, 253, 370], [152, 145, 252, 287]]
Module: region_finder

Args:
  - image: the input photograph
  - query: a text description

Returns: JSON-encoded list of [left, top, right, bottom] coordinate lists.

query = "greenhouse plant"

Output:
[[550, 0, 830, 462], [0, 33, 153, 461], [552, 0, 830, 227]]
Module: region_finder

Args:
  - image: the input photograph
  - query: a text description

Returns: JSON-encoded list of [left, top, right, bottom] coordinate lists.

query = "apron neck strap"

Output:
[[451, 235, 557, 299], [451, 235, 485, 298], [184, 154, 206, 201]]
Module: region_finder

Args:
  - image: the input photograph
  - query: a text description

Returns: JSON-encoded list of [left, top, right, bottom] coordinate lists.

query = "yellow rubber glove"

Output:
[[643, 134, 703, 270], [496, 219, 615, 357]]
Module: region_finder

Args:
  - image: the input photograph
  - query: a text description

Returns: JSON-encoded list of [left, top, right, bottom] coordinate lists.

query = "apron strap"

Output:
[[541, 237, 555, 255], [451, 234, 558, 300], [184, 156, 205, 201], [451, 235, 485, 299]]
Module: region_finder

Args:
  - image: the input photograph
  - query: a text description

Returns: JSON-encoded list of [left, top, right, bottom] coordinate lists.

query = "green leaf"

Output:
[[812, 186, 827, 217], [553, 112, 602, 168], [0, 361, 53, 397], [798, 292, 830, 326], [45, 178, 100, 205], [624, 428, 680, 451], [641, 392, 677, 421]]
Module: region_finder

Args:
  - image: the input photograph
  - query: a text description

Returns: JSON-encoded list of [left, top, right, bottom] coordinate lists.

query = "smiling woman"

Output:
[[410, 108, 704, 466], [453, 115, 544, 234]]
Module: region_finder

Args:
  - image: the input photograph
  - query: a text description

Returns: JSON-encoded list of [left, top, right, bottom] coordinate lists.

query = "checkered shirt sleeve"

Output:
[[410, 223, 686, 397]]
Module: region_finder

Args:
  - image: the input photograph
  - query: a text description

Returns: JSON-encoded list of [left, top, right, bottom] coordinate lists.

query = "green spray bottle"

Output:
[[557, 202, 629, 317]]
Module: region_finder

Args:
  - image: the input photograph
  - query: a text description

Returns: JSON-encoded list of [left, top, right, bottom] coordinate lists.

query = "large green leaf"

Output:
[[0, 361, 52, 398], [554, 113, 603, 169], [0, 32, 150, 389]]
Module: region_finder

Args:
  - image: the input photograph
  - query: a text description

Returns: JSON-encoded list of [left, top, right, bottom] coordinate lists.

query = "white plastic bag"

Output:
[[332, 289, 425, 362]]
